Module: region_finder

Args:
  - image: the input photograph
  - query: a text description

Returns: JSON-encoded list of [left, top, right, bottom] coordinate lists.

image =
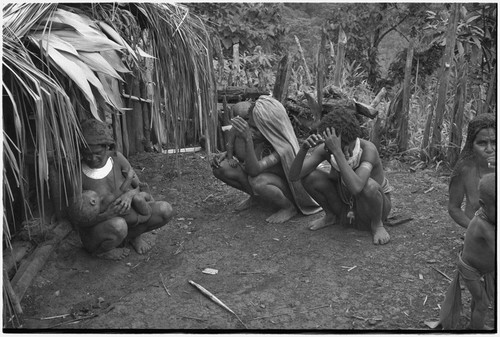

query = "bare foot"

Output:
[[372, 225, 390, 245], [266, 207, 297, 224], [95, 247, 130, 260], [309, 214, 336, 231], [131, 234, 153, 254], [235, 196, 256, 212]]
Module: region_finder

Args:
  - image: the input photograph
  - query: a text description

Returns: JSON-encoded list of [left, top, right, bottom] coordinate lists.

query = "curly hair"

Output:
[[316, 111, 362, 147], [81, 119, 115, 147], [452, 113, 496, 176]]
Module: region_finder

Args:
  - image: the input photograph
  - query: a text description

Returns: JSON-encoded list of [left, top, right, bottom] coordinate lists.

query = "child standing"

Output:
[[439, 173, 496, 330]]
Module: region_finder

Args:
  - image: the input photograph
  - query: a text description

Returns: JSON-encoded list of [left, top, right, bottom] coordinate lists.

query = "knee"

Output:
[[109, 218, 128, 240], [158, 201, 175, 222], [301, 171, 325, 191], [361, 179, 381, 199]]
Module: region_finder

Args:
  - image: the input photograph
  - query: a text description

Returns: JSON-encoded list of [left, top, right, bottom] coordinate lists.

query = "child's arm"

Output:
[[225, 128, 237, 159]]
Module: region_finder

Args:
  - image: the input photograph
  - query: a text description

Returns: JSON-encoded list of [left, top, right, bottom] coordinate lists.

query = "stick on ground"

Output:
[[188, 280, 247, 328]]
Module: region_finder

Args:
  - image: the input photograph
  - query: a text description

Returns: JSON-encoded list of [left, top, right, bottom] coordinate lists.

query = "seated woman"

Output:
[[289, 111, 392, 245], [69, 119, 174, 260], [212, 96, 320, 224], [448, 113, 496, 228]]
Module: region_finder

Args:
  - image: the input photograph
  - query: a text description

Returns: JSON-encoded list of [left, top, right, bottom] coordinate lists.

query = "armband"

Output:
[[359, 161, 373, 171]]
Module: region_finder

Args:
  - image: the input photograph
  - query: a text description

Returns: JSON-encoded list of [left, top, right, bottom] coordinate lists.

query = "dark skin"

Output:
[[79, 144, 173, 260], [290, 127, 391, 245], [212, 116, 297, 223], [448, 128, 496, 228], [461, 196, 495, 330]]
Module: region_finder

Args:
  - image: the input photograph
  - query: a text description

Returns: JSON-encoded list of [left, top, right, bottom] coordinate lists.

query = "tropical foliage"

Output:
[[3, 3, 216, 237]]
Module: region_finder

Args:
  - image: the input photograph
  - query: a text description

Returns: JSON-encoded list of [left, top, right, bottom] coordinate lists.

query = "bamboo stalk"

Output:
[[294, 35, 313, 86], [3, 269, 22, 315]]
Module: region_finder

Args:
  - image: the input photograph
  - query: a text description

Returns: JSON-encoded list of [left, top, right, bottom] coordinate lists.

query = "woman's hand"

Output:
[[111, 193, 133, 215], [231, 116, 252, 141], [322, 127, 343, 156], [301, 134, 324, 150]]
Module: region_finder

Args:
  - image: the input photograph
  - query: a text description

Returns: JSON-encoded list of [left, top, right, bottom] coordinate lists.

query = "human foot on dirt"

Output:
[[266, 206, 297, 224], [235, 196, 256, 212], [131, 234, 153, 254], [95, 247, 130, 260], [309, 214, 336, 231], [372, 225, 390, 245]]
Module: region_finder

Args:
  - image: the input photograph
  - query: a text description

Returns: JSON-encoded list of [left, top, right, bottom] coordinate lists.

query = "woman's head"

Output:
[[461, 113, 496, 161], [317, 111, 362, 148], [80, 119, 115, 168]]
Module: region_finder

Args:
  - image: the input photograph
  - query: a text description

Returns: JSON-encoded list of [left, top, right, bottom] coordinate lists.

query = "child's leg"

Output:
[[132, 194, 152, 217], [465, 279, 488, 329]]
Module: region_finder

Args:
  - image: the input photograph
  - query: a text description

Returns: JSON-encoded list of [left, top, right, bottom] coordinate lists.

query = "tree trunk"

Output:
[[294, 36, 313, 86], [421, 81, 438, 161], [232, 43, 240, 86], [430, 3, 460, 160], [397, 35, 415, 152], [333, 27, 347, 88], [316, 25, 328, 113], [483, 62, 496, 114], [273, 54, 291, 103], [140, 81, 153, 152], [447, 45, 467, 167]]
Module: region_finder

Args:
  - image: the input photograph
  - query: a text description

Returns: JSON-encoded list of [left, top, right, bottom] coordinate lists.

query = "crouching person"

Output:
[[290, 111, 392, 245], [68, 119, 174, 260]]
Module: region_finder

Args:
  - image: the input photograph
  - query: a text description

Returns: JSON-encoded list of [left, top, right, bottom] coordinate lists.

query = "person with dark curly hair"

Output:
[[448, 113, 496, 228], [290, 110, 392, 245], [69, 119, 174, 260]]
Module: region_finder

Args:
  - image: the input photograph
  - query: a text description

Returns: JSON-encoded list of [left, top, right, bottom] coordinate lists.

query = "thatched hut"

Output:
[[2, 2, 217, 319]]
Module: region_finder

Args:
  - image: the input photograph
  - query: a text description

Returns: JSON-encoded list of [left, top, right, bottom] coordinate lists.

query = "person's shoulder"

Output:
[[453, 158, 477, 176], [360, 139, 378, 153], [360, 139, 380, 162]]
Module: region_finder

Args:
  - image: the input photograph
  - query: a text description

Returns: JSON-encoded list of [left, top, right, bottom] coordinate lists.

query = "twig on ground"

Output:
[[188, 280, 247, 329], [432, 267, 453, 282], [202, 194, 214, 202], [251, 312, 290, 320], [40, 314, 70, 320], [299, 304, 331, 314], [174, 241, 184, 255], [160, 273, 171, 296], [423, 295, 428, 306], [48, 314, 98, 328], [176, 314, 207, 322], [131, 262, 142, 269], [424, 186, 435, 194]]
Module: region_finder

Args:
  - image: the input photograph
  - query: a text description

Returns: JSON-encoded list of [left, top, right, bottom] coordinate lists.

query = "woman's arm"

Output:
[[448, 174, 470, 228], [324, 128, 373, 195], [231, 116, 274, 176], [289, 134, 326, 181]]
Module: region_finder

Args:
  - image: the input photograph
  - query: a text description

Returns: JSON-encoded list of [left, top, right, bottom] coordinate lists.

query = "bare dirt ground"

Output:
[[14, 150, 495, 332]]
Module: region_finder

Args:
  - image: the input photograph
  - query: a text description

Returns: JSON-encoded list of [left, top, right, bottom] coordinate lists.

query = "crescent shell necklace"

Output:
[[82, 157, 113, 179]]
